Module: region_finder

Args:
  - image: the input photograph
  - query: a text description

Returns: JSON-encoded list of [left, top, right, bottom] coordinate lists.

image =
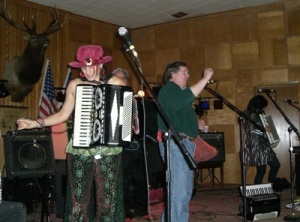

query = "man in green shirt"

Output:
[[157, 61, 213, 222]]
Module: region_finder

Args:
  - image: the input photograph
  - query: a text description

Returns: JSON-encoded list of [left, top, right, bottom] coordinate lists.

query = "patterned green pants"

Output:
[[64, 153, 125, 222]]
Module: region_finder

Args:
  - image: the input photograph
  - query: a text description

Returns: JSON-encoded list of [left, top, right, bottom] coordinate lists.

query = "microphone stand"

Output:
[[123, 45, 196, 222], [263, 92, 300, 221], [287, 102, 300, 112], [205, 85, 264, 222]]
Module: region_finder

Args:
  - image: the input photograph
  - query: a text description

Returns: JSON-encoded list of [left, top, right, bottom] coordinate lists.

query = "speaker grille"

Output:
[[0, 201, 26, 222], [5, 130, 55, 178]]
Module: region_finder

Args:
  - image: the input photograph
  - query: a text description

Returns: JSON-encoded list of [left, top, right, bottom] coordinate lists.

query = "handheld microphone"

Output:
[[257, 88, 275, 93], [118, 27, 138, 58], [284, 98, 299, 104], [207, 80, 218, 84]]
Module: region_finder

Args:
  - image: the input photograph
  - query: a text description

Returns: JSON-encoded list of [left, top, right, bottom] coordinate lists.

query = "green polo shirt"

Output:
[[157, 81, 199, 138]]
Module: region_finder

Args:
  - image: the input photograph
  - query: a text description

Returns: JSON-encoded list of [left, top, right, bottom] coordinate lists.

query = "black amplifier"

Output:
[[0, 201, 26, 222], [246, 193, 280, 221]]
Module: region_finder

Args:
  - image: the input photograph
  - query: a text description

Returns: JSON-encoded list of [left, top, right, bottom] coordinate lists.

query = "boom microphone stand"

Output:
[[118, 27, 196, 222], [286, 101, 300, 112], [263, 92, 300, 221], [205, 85, 264, 222]]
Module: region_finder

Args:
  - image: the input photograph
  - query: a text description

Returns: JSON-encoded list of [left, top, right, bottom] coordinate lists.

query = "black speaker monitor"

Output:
[[5, 130, 55, 179]]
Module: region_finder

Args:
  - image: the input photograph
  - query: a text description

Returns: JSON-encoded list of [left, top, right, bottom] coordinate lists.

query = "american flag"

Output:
[[38, 60, 58, 118]]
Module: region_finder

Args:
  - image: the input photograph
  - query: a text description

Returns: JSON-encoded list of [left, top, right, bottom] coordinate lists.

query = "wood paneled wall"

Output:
[[1, 0, 300, 184], [130, 0, 300, 184]]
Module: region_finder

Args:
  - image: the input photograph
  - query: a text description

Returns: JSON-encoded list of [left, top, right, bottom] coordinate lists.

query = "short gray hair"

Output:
[[112, 68, 129, 80]]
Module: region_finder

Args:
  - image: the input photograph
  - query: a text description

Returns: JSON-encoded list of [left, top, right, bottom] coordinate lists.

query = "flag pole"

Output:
[[63, 67, 72, 89], [39, 59, 50, 106]]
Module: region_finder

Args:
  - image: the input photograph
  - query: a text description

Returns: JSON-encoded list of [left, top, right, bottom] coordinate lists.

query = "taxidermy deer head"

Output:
[[0, 0, 63, 102]]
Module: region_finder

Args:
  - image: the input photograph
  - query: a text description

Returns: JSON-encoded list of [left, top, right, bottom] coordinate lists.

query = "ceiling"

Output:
[[27, 0, 283, 29]]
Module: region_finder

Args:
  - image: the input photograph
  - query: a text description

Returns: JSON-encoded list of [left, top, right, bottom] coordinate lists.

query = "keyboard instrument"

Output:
[[240, 183, 280, 221]]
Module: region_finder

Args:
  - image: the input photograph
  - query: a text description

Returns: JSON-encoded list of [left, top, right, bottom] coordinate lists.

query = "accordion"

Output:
[[259, 114, 280, 148], [73, 84, 133, 148], [240, 183, 280, 221]]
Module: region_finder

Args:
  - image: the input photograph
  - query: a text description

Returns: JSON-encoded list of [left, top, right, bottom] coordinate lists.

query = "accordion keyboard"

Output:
[[240, 183, 274, 197], [73, 85, 94, 147]]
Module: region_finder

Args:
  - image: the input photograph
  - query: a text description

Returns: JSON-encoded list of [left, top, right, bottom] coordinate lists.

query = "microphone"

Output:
[[284, 98, 299, 104], [207, 80, 218, 84], [257, 88, 275, 93], [118, 27, 138, 58]]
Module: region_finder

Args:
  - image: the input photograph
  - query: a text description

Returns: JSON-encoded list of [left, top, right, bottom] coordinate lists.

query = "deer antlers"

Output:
[[0, 0, 64, 36]]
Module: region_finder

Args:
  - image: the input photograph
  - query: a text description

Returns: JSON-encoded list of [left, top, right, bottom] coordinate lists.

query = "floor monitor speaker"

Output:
[[5, 130, 55, 179]]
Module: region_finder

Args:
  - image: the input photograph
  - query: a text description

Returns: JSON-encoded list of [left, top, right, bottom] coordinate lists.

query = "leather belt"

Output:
[[179, 133, 195, 142]]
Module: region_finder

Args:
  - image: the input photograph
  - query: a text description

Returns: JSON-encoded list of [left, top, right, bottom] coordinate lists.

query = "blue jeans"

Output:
[[159, 138, 195, 222]]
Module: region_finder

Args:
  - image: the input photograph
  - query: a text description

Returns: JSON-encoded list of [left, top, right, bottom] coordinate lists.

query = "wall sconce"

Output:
[[0, 80, 10, 98]]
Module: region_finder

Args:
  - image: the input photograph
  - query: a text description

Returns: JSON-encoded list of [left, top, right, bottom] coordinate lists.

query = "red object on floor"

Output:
[[149, 188, 165, 204]]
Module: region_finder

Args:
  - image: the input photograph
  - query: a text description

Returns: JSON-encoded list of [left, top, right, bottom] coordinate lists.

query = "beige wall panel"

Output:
[[235, 92, 254, 113], [259, 39, 287, 67], [260, 68, 289, 83], [245, 166, 257, 184], [287, 9, 300, 36], [216, 81, 234, 97], [207, 108, 236, 126], [232, 42, 260, 68], [180, 46, 206, 80], [154, 49, 180, 77], [259, 40, 274, 67], [207, 43, 232, 69], [257, 10, 285, 40], [197, 17, 231, 44], [289, 66, 300, 81], [132, 28, 155, 51], [235, 70, 261, 94], [228, 14, 258, 42], [213, 70, 236, 82], [288, 36, 300, 64], [188, 18, 205, 45], [154, 23, 179, 50], [178, 21, 194, 48], [273, 39, 288, 65], [223, 154, 241, 184]]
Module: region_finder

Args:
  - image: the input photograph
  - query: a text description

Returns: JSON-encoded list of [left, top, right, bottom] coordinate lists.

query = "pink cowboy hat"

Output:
[[68, 45, 112, 68]]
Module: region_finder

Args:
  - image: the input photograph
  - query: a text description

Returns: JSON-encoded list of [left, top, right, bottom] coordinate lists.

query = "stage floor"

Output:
[[23, 183, 300, 222]]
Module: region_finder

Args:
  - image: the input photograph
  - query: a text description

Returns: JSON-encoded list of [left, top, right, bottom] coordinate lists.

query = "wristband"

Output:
[[37, 118, 45, 129]]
